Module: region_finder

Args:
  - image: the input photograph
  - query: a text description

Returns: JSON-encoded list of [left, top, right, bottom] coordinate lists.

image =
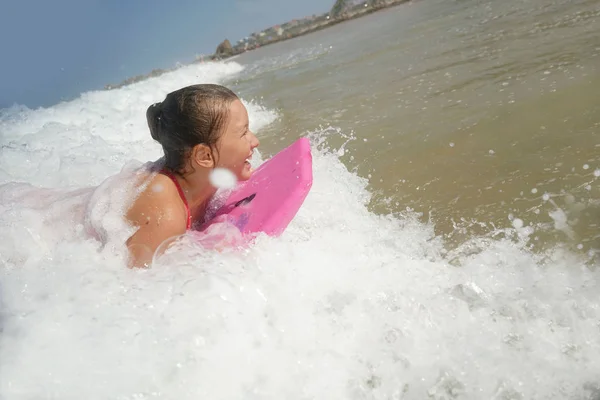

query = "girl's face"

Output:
[[214, 99, 260, 181]]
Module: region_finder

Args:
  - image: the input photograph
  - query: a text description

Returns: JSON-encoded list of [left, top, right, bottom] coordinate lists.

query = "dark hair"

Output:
[[146, 84, 239, 172]]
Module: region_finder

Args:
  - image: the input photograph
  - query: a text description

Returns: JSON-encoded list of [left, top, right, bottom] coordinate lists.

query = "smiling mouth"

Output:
[[244, 154, 253, 169]]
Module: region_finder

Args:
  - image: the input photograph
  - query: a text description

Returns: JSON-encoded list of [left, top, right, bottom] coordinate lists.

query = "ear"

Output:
[[191, 144, 214, 169]]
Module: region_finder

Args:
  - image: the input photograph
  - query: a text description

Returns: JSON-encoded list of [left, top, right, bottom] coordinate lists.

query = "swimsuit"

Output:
[[161, 169, 192, 230]]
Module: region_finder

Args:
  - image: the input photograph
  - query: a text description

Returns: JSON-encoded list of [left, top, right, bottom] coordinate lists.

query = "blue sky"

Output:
[[0, 0, 332, 109]]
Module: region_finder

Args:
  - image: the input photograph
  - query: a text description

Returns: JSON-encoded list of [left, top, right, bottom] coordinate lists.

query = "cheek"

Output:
[[215, 138, 247, 169], [216, 148, 239, 168], [215, 141, 233, 163]]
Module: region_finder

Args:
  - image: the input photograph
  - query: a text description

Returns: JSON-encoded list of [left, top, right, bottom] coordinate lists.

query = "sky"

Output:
[[0, 0, 333, 109]]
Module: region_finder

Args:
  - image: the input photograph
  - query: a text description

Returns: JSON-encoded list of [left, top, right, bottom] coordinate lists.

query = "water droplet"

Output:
[[209, 168, 237, 189], [449, 142, 455, 147], [542, 193, 550, 201], [489, 149, 495, 155], [531, 188, 538, 194], [512, 218, 524, 229], [583, 164, 589, 170]]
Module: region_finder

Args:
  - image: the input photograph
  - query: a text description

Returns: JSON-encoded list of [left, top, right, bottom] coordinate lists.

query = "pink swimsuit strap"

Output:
[[161, 169, 192, 230]]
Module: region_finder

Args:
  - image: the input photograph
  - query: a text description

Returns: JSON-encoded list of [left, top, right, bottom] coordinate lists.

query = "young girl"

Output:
[[125, 84, 259, 268]]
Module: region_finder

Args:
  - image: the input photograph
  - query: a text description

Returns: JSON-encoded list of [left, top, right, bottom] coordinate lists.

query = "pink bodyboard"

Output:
[[198, 137, 313, 238]]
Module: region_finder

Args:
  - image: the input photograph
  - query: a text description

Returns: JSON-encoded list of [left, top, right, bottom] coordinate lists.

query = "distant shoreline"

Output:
[[104, 0, 411, 91]]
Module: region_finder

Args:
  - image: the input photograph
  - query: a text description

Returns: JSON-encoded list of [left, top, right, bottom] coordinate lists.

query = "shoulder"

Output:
[[127, 172, 187, 230], [125, 173, 188, 267]]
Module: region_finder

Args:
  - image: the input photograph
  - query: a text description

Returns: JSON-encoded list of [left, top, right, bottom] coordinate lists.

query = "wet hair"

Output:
[[146, 84, 239, 173]]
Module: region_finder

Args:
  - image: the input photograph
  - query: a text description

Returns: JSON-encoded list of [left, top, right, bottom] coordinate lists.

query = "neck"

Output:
[[174, 170, 217, 222]]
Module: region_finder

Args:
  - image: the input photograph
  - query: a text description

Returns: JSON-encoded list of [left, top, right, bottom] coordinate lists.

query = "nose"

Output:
[[250, 131, 260, 149]]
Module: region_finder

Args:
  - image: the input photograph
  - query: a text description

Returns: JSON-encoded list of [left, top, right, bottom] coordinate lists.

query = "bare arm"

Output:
[[125, 192, 187, 268]]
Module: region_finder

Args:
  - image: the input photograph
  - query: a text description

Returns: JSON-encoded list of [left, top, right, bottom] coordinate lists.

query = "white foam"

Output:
[[1, 64, 599, 400]]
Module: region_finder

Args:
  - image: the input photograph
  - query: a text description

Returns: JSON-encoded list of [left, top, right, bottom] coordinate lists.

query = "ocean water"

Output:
[[231, 0, 600, 257], [2, 0, 600, 399]]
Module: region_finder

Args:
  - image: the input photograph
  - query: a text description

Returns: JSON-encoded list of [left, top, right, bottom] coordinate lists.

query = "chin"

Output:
[[235, 170, 251, 182], [238, 172, 252, 181], [237, 164, 253, 181]]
